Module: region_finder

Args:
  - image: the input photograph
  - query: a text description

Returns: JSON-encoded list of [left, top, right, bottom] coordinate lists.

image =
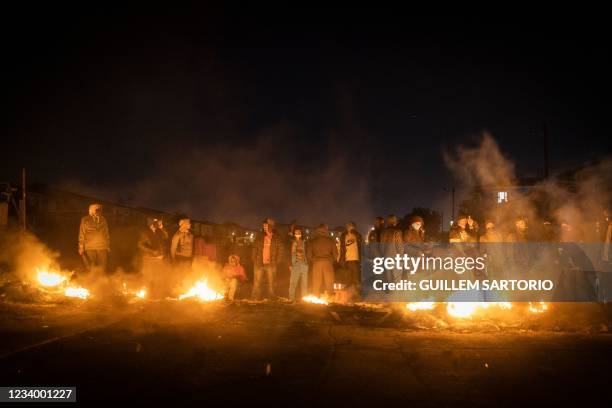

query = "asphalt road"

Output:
[[0, 300, 611, 406]]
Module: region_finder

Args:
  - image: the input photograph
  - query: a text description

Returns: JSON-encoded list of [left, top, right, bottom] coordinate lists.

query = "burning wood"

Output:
[[178, 279, 223, 302]]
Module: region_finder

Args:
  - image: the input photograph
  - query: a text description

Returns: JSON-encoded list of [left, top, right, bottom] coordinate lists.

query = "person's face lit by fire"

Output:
[[516, 219, 527, 231], [485, 221, 495, 230], [179, 219, 191, 233], [294, 229, 302, 240], [412, 221, 423, 231], [229, 256, 239, 267], [88, 204, 102, 217]]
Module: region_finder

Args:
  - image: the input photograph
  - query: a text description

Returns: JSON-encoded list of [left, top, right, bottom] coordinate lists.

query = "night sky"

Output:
[[3, 10, 611, 228]]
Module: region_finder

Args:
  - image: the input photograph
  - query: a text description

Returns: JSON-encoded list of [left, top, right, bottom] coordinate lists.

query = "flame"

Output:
[[64, 286, 90, 299], [121, 283, 147, 299], [35, 268, 90, 299], [446, 302, 512, 318], [528, 301, 549, 313], [36, 269, 67, 287], [179, 279, 223, 301], [302, 295, 329, 305], [406, 302, 436, 311]]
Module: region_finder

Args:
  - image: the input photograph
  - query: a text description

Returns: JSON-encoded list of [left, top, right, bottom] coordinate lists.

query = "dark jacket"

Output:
[[367, 227, 383, 243], [381, 226, 404, 256], [339, 230, 363, 264], [252, 232, 283, 267], [307, 233, 338, 264], [404, 216, 425, 243], [78, 215, 110, 251], [138, 227, 167, 258]]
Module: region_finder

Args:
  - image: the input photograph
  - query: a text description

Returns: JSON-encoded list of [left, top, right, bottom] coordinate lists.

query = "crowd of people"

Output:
[[77, 203, 612, 302]]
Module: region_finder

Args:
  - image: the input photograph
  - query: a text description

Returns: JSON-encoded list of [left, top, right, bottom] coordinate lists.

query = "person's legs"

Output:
[[97, 250, 108, 274], [289, 266, 299, 301], [347, 261, 361, 299], [299, 266, 308, 299], [228, 278, 238, 300], [252, 267, 263, 299], [322, 261, 335, 296], [312, 262, 323, 297], [265, 266, 276, 298]]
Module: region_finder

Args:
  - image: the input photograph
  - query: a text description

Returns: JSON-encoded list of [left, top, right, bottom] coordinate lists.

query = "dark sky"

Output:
[[3, 10, 611, 227]]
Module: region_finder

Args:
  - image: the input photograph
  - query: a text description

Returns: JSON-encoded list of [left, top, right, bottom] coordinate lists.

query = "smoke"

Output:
[[444, 132, 611, 239], [0, 229, 61, 283], [59, 124, 374, 230]]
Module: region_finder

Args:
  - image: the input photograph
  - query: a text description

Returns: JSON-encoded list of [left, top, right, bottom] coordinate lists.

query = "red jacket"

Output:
[[223, 264, 247, 282]]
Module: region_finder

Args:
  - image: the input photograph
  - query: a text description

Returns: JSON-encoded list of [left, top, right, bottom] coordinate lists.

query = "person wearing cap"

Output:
[[78, 203, 110, 273], [222, 254, 247, 301], [171, 218, 194, 271]]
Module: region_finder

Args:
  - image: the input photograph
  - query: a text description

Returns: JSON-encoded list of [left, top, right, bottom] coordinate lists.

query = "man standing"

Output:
[[252, 220, 282, 300], [78, 203, 110, 274], [307, 224, 338, 298], [340, 221, 363, 299], [171, 218, 194, 272], [138, 218, 167, 298], [289, 227, 308, 301], [381, 215, 404, 283]]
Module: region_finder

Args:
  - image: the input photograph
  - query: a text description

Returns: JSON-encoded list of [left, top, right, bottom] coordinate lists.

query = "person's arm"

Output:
[[102, 218, 110, 251], [138, 231, 155, 256], [78, 217, 85, 255], [170, 233, 179, 259], [332, 238, 339, 262]]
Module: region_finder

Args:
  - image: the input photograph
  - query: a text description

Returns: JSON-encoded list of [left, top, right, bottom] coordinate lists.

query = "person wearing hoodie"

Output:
[[307, 224, 338, 298], [403, 215, 425, 244], [222, 254, 247, 301], [78, 203, 110, 274]]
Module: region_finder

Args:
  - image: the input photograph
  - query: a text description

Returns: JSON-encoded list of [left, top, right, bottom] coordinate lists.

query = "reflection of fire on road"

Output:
[[178, 279, 223, 302], [35, 268, 90, 299]]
